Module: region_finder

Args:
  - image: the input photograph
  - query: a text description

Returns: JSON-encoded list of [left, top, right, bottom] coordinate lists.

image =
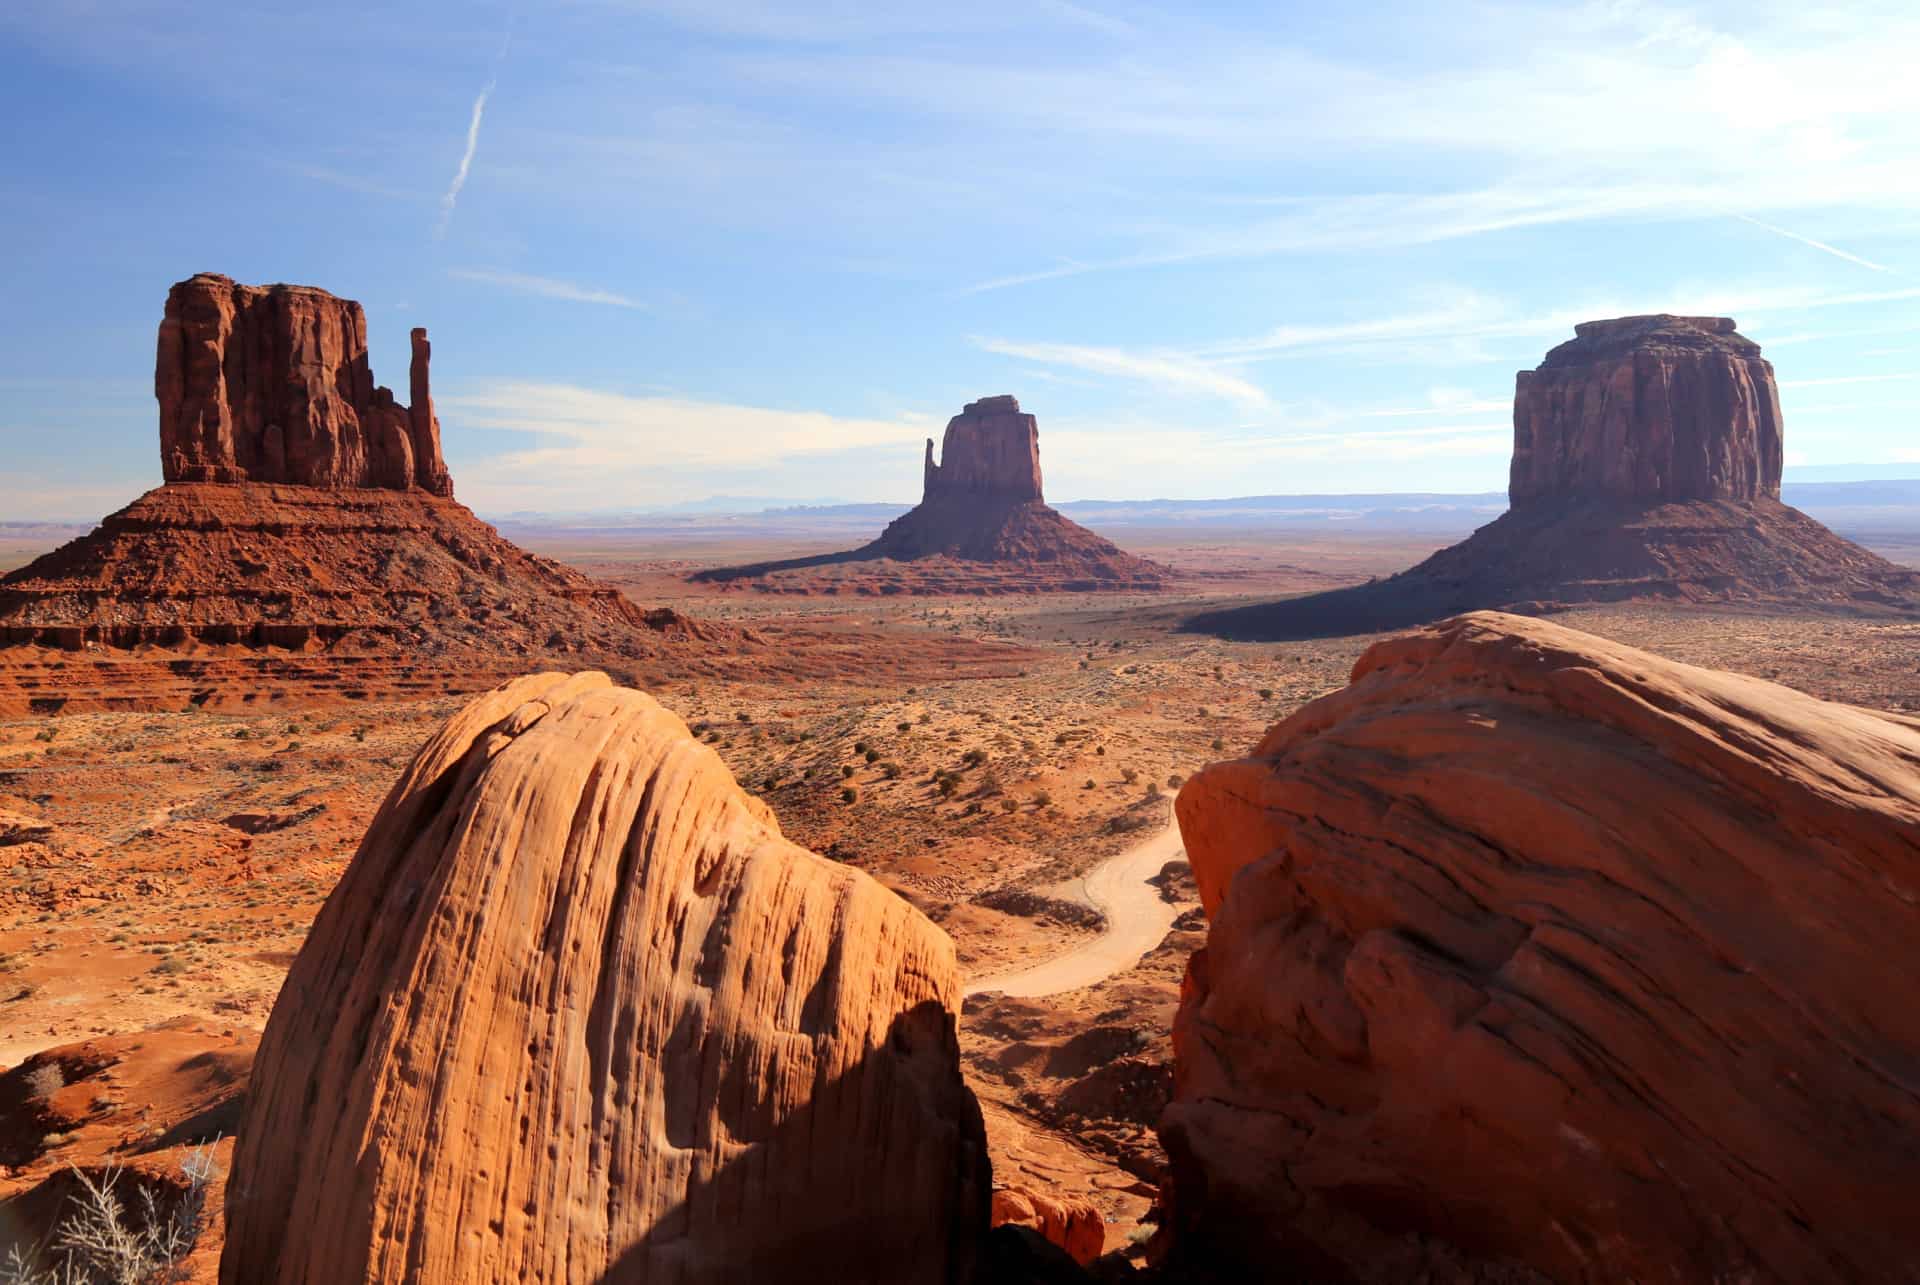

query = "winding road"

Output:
[[964, 811, 1186, 998]]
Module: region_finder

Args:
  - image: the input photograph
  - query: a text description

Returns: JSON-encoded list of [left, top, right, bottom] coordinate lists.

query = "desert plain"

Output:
[[6, 511, 1920, 1276]]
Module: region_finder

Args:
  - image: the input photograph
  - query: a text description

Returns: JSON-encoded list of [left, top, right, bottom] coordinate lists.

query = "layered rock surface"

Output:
[[220, 672, 989, 1284], [693, 396, 1167, 593], [0, 483, 698, 654], [1512, 314, 1782, 505], [1165, 612, 1920, 1282], [1189, 317, 1917, 638], [157, 273, 451, 495]]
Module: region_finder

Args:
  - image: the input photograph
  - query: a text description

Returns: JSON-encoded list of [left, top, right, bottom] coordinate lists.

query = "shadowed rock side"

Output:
[[1188, 316, 1918, 639], [691, 396, 1168, 593], [1164, 612, 1920, 1283], [158, 273, 451, 496], [220, 672, 989, 1285]]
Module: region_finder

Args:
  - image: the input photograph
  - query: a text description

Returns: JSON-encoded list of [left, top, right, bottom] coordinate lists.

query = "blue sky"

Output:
[[4, 0, 1920, 518]]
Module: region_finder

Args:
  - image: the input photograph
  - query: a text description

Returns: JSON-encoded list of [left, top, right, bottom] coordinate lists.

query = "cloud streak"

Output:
[[437, 78, 495, 238], [448, 268, 645, 308], [971, 336, 1270, 405], [1731, 213, 1896, 274]]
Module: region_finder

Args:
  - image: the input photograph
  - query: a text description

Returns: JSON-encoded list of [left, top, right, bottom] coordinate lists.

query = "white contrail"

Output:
[[1732, 213, 1895, 274], [436, 77, 495, 239]]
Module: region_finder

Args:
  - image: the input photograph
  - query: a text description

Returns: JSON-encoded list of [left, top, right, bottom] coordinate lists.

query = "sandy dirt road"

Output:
[[964, 811, 1185, 998]]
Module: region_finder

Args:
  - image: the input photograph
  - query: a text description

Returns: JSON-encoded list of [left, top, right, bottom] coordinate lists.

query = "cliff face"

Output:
[[222, 672, 989, 1284], [1511, 314, 1782, 506], [1165, 612, 1920, 1282], [922, 395, 1044, 503], [155, 273, 452, 496]]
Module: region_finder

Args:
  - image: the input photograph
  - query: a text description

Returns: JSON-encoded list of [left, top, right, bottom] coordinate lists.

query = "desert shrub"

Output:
[[896, 722, 912, 732], [918, 713, 931, 725], [1166, 773, 1184, 788], [1083, 778, 1096, 790], [1258, 688, 1274, 699], [1033, 790, 1053, 808], [961, 748, 988, 769], [863, 749, 880, 764], [24, 1064, 64, 1101], [840, 786, 857, 804], [880, 762, 902, 780], [1, 1140, 219, 1285], [936, 777, 958, 798], [1121, 767, 1139, 784], [999, 798, 1018, 814], [853, 741, 868, 754], [1095, 745, 1106, 756], [734, 712, 751, 723], [840, 765, 855, 778], [1211, 738, 1226, 751]]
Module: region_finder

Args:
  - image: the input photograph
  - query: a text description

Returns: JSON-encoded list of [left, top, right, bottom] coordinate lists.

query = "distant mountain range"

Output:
[[485, 479, 1920, 539]]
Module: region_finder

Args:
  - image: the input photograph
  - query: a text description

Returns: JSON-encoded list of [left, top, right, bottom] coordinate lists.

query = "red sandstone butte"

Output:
[[156, 273, 452, 496], [1166, 611, 1920, 1283], [1511, 314, 1783, 505], [693, 395, 1167, 592]]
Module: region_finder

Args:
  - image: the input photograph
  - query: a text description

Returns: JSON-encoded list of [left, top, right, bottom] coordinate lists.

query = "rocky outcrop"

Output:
[[693, 395, 1167, 593], [1165, 612, 1920, 1283], [922, 395, 1044, 503], [156, 273, 451, 496], [0, 483, 710, 656], [1187, 317, 1917, 639], [1512, 315, 1783, 505], [220, 672, 989, 1284]]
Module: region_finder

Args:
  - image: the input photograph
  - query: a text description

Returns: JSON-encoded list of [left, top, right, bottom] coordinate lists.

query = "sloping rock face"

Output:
[[0, 484, 692, 654], [1512, 315, 1782, 505], [220, 672, 989, 1285], [1186, 318, 1917, 639], [1164, 612, 1920, 1283], [157, 273, 452, 495], [692, 396, 1167, 593]]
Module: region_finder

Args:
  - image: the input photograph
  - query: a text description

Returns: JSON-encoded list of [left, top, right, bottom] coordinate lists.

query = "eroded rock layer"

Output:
[[0, 484, 709, 656], [157, 273, 451, 495], [1166, 611, 1920, 1283], [220, 672, 989, 1285]]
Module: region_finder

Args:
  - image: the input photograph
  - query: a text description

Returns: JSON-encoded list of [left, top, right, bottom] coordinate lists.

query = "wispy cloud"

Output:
[[441, 382, 932, 508], [436, 78, 495, 238], [971, 336, 1269, 405], [1779, 371, 1920, 389], [1731, 213, 1896, 274], [448, 268, 645, 308]]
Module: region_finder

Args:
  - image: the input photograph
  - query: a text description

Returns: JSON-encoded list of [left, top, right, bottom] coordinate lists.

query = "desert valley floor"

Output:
[[5, 523, 1920, 1273]]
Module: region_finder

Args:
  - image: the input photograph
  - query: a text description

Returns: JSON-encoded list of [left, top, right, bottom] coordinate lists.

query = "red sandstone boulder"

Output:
[[1166, 612, 1920, 1282], [220, 672, 988, 1284], [156, 273, 451, 496]]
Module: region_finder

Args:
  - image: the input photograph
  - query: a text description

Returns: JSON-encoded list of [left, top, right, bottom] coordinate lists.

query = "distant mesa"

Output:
[[0, 273, 731, 710], [1188, 314, 1920, 639], [159, 272, 453, 496], [692, 395, 1169, 594]]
